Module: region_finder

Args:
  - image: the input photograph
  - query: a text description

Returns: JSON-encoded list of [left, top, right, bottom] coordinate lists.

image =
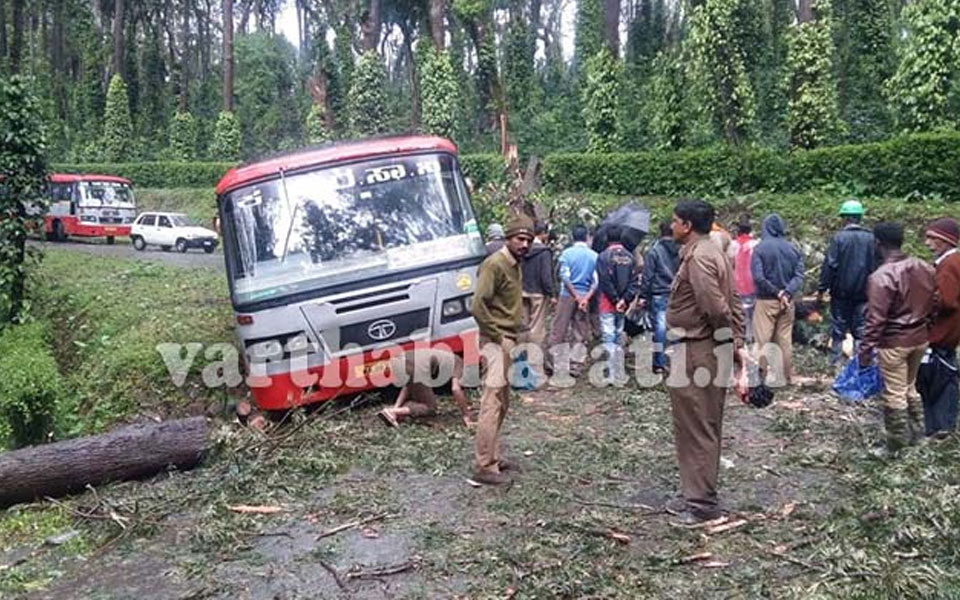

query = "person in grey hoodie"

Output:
[[751, 214, 804, 385]]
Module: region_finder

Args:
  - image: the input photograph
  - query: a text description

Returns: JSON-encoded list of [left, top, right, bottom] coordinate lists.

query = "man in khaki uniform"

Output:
[[470, 214, 534, 485], [666, 200, 745, 522], [860, 222, 935, 452]]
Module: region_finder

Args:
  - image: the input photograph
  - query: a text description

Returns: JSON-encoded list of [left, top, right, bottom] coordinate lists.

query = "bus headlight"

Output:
[[442, 299, 464, 317], [250, 339, 283, 360]]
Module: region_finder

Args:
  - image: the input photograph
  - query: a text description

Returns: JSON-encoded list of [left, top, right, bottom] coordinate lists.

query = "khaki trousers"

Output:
[[522, 294, 549, 379], [753, 299, 795, 384], [547, 295, 592, 375], [474, 337, 515, 474], [669, 338, 726, 516], [878, 344, 927, 411]]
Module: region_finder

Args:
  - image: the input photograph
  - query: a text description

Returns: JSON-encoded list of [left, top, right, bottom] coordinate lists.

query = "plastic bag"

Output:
[[511, 353, 540, 390], [832, 357, 884, 402]]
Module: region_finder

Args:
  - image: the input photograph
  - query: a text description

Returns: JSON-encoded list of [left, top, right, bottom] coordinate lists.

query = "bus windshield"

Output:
[[78, 181, 135, 207], [222, 153, 484, 305]]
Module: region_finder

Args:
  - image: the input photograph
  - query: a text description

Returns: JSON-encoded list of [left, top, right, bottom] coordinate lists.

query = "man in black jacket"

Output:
[[521, 221, 556, 382], [818, 199, 876, 367], [640, 221, 680, 374], [597, 225, 640, 382]]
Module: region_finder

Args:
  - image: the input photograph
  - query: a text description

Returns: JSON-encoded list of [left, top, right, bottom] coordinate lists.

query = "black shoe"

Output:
[[471, 470, 512, 486]]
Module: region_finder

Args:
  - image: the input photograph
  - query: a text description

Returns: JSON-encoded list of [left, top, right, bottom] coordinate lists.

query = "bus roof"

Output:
[[50, 173, 133, 185], [215, 135, 458, 196]]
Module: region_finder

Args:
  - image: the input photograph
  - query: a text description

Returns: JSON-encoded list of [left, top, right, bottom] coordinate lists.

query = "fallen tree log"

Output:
[[0, 417, 210, 508]]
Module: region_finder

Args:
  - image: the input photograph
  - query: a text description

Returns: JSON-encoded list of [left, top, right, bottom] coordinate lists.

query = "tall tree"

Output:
[[113, 0, 125, 78], [575, 0, 604, 71], [784, 0, 844, 148], [223, 0, 234, 112], [604, 0, 620, 56], [0, 76, 47, 325], [179, 0, 191, 111], [888, 0, 960, 132], [361, 0, 382, 52], [429, 0, 446, 49], [0, 0, 8, 64], [10, 0, 24, 73]]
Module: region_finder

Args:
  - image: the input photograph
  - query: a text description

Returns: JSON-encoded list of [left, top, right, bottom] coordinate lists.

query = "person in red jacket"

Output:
[[918, 218, 960, 437]]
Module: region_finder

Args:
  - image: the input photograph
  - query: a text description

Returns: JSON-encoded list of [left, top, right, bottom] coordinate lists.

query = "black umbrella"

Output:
[[592, 202, 651, 253]]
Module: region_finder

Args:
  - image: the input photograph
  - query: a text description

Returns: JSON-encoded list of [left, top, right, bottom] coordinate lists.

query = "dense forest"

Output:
[[0, 0, 958, 163]]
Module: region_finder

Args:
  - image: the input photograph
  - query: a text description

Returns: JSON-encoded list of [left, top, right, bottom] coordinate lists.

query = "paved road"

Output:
[[32, 238, 225, 270]]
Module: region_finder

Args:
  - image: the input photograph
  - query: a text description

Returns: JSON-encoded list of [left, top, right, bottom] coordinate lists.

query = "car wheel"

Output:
[[53, 220, 66, 242], [161, 245, 172, 252], [106, 236, 115, 245], [176, 239, 188, 253], [132, 236, 146, 251], [203, 246, 216, 254]]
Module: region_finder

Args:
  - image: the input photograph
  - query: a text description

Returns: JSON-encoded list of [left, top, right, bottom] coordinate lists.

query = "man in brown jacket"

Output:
[[918, 218, 960, 436], [666, 200, 746, 523], [470, 214, 534, 485], [860, 222, 936, 451]]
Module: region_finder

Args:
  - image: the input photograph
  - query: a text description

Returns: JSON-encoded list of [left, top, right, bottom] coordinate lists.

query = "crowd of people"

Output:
[[379, 199, 960, 523]]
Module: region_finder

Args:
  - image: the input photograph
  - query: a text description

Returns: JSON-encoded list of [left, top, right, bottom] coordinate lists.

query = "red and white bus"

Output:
[[43, 174, 138, 244], [215, 136, 485, 411]]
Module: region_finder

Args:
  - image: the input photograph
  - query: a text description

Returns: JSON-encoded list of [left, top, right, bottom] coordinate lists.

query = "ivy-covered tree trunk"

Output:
[[223, 0, 234, 112], [582, 48, 622, 152], [0, 75, 47, 325], [9, 0, 24, 73], [429, 0, 446, 49], [361, 0, 382, 52], [0, 0, 7, 64], [604, 0, 620, 57], [888, 0, 959, 132], [179, 0, 191, 111], [575, 0, 603, 73], [113, 0, 125, 78], [784, 0, 844, 148]]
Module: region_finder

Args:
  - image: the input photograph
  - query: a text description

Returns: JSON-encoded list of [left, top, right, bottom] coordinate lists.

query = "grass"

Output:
[[2, 189, 960, 597], [30, 249, 235, 436]]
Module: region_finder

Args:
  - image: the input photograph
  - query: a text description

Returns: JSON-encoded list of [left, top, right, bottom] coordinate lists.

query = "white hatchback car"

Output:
[[130, 212, 219, 254]]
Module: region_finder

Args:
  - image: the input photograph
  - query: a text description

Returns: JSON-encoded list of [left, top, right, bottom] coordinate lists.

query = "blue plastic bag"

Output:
[[832, 357, 884, 402], [511, 352, 540, 390]]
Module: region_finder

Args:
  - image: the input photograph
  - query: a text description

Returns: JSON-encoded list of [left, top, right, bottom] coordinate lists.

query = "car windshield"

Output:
[[222, 153, 483, 305], [79, 181, 135, 207], [169, 214, 190, 227]]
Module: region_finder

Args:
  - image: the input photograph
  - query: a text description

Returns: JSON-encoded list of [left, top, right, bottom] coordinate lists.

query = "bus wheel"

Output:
[[176, 239, 189, 253], [106, 236, 115, 245], [53, 220, 66, 242], [132, 236, 146, 251]]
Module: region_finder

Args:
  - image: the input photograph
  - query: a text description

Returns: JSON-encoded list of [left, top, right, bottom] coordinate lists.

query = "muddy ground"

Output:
[[3, 346, 959, 599]]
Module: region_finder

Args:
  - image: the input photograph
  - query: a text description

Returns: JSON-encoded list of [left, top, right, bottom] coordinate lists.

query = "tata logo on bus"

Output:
[[367, 319, 398, 341]]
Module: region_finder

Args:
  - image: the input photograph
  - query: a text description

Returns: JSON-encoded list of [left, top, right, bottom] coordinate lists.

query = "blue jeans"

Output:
[[600, 312, 625, 378], [830, 298, 866, 365], [650, 294, 669, 370]]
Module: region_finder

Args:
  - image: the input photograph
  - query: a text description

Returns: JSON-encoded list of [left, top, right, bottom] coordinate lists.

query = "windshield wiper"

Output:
[[278, 168, 300, 264]]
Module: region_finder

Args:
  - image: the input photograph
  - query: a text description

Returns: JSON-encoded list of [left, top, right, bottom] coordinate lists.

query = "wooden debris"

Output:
[[706, 518, 748, 535], [700, 560, 730, 568], [228, 505, 284, 515], [318, 558, 348, 590], [605, 529, 631, 545], [676, 551, 713, 564], [317, 513, 390, 540], [346, 560, 415, 580], [779, 502, 797, 518]]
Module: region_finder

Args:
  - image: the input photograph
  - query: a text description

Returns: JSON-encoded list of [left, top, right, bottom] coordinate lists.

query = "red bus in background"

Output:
[[43, 174, 138, 244]]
